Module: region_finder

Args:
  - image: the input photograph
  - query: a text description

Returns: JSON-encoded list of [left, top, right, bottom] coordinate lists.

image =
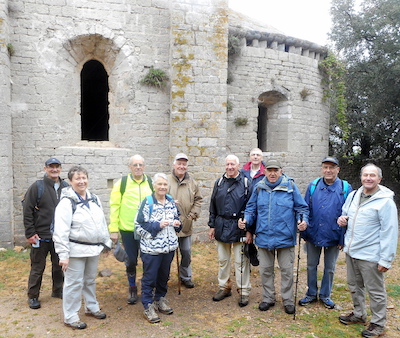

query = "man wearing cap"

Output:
[[168, 153, 203, 288], [299, 156, 352, 309], [239, 158, 308, 315], [23, 157, 68, 309], [109, 155, 153, 304]]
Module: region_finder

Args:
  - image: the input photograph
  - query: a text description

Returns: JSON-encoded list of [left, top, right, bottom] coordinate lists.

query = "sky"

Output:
[[229, 0, 332, 46]]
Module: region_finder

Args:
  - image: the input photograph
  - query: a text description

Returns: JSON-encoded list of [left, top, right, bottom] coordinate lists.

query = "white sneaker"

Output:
[[144, 303, 160, 323], [155, 296, 173, 314]]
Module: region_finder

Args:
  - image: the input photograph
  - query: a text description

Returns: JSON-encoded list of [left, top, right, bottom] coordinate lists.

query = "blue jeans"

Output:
[[141, 251, 175, 308], [305, 242, 339, 299], [120, 230, 140, 286]]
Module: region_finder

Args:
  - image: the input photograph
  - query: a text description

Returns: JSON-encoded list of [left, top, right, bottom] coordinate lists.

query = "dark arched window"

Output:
[[257, 105, 268, 151], [81, 60, 109, 141]]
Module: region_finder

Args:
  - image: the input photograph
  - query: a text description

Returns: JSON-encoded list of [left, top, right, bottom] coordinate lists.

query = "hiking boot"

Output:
[[51, 292, 63, 299], [361, 323, 385, 337], [64, 321, 87, 330], [259, 302, 275, 311], [85, 310, 107, 319], [238, 295, 249, 307], [339, 312, 367, 325], [127, 286, 138, 304], [181, 279, 195, 288], [28, 298, 41, 309], [320, 297, 335, 309], [298, 295, 317, 306], [284, 305, 296, 314], [212, 289, 232, 301], [144, 303, 160, 324], [155, 297, 173, 315]]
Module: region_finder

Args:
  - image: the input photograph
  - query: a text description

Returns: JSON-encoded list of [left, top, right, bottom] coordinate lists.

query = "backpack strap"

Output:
[[146, 195, 154, 218], [120, 175, 128, 196], [342, 180, 349, 199], [309, 177, 321, 197], [36, 180, 45, 208]]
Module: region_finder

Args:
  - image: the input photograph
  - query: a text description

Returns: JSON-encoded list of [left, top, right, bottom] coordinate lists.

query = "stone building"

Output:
[[0, 0, 329, 248]]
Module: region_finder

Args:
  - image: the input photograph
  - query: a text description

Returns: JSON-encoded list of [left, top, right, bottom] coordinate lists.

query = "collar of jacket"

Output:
[[258, 174, 293, 193]]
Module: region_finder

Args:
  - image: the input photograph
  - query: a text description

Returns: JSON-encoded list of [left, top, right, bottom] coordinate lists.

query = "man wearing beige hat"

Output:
[[168, 153, 203, 288]]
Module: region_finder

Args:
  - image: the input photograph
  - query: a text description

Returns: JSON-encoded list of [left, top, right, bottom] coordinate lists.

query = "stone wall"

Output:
[[0, 0, 14, 247], [2, 0, 329, 247]]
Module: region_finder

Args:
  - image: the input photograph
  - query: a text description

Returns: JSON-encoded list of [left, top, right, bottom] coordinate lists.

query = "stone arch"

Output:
[[257, 89, 289, 152], [63, 34, 120, 72]]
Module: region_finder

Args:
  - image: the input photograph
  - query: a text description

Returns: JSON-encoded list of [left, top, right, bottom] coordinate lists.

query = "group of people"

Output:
[[23, 149, 398, 337]]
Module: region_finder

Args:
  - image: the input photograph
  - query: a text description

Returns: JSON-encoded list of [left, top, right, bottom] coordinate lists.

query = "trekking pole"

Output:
[[294, 214, 303, 320], [176, 248, 181, 295], [240, 241, 244, 305]]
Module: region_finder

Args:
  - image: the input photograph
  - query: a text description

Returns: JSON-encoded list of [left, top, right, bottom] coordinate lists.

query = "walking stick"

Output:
[[294, 214, 303, 320], [176, 248, 181, 295]]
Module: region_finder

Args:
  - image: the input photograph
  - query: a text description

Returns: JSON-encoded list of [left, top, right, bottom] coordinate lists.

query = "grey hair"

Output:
[[128, 154, 145, 165], [226, 154, 240, 165], [361, 163, 383, 178], [250, 148, 263, 156], [68, 166, 89, 180], [153, 172, 169, 184]]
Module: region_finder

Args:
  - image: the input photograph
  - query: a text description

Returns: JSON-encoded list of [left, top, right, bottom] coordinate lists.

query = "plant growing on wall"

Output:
[[140, 67, 169, 88], [300, 88, 312, 100], [319, 53, 348, 139], [226, 100, 233, 112], [234, 117, 248, 126], [7, 43, 15, 56]]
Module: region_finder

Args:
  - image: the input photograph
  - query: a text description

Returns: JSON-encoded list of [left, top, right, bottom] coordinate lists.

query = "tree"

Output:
[[329, 0, 400, 181]]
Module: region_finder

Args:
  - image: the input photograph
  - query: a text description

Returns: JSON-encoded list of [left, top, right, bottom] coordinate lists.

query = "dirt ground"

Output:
[[1, 241, 400, 338]]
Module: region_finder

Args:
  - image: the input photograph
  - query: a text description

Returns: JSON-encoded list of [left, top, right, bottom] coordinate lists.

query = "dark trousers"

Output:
[[120, 230, 140, 286], [28, 239, 63, 299], [141, 250, 174, 308]]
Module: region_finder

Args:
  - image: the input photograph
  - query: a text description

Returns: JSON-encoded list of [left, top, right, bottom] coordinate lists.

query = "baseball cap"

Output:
[[45, 157, 61, 166], [174, 153, 188, 161], [322, 156, 339, 166], [265, 159, 282, 169]]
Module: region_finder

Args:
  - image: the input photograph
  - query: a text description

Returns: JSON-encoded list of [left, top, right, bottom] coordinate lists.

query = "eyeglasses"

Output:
[[130, 163, 144, 167]]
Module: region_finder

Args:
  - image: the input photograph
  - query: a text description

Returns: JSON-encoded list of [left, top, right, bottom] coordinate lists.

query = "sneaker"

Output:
[[339, 312, 367, 325], [181, 279, 195, 288], [298, 295, 317, 306], [155, 296, 173, 315], [64, 321, 87, 330], [284, 305, 296, 314], [258, 302, 275, 311], [361, 323, 385, 337], [127, 286, 138, 304], [238, 295, 249, 307], [85, 310, 107, 319], [212, 289, 232, 301], [28, 298, 41, 309], [144, 303, 160, 324], [320, 297, 335, 309]]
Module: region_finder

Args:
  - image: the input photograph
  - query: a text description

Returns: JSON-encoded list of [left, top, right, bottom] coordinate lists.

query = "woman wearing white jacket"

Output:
[[53, 166, 112, 330]]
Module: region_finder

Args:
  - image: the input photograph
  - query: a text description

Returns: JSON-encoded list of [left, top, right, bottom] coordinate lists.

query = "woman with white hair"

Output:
[[135, 173, 182, 324]]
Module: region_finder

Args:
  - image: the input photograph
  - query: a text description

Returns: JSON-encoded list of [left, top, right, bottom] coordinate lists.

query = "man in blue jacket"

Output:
[[239, 158, 308, 315], [299, 156, 352, 309], [338, 164, 398, 337]]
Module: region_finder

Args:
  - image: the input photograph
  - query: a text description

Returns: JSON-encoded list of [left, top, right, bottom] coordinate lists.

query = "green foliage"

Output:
[[6, 43, 14, 56], [387, 284, 400, 298], [226, 100, 233, 112], [228, 34, 242, 56], [329, 0, 400, 181], [140, 67, 168, 88], [234, 117, 248, 126], [319, 52, 348, 140]]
